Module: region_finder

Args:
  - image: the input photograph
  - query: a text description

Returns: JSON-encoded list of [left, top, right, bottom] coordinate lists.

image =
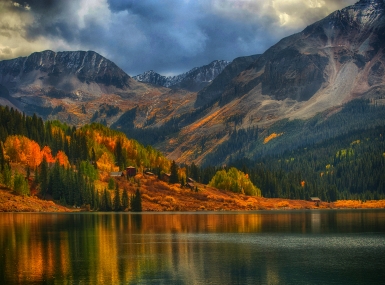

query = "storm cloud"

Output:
[[0, 0, 356, 76]]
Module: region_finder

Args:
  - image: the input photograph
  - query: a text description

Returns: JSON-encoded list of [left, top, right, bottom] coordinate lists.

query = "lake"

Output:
[[1, 210, 385, 284]]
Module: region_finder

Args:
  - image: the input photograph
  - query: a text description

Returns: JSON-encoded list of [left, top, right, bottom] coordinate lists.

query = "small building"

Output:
[[110, 171, 124, 177], [186, 182, 195, 190], [187, 177, 195, 183], [162, 173, 171, 182], [126, 166, 137, 177], [144, 171, 155, 176], [310, 197, 321, 206]]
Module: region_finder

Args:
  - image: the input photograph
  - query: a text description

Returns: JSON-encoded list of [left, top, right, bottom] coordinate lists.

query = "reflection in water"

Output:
[[1, 211, 385, 284], [311, 212, 321, 233]]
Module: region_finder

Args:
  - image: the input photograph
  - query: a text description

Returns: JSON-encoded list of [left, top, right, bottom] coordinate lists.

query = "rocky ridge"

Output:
[[133, 60, 230, 91]]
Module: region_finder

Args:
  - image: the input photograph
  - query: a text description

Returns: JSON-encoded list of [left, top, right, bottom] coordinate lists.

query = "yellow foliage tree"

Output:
[[209, 167, 261, 196], [96, 152, 118, 172]]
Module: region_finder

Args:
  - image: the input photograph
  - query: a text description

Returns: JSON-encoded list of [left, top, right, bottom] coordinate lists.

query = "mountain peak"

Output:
[[0, 50, 131, 90], [133, 60, 230, 91]]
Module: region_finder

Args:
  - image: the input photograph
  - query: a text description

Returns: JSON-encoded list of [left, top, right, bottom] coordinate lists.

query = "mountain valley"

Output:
[[0, 0, 385, 168]]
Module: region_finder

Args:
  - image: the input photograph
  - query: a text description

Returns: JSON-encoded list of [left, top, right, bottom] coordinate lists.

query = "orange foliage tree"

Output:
[[56, 151, 69, 167], [28, 140, 42, 168], [41, 146, 56, 163], [4, 135, 42, 168]]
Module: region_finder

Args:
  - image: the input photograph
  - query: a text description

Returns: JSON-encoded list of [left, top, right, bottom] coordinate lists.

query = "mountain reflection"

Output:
[[1, 211, 384, 284]]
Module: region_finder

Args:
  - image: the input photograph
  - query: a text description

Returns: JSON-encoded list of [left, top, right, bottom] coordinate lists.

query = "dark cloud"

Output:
[[1, 0, 357, 75]]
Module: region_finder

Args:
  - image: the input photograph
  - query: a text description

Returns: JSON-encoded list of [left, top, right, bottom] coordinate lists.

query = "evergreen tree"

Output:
[[115, 138, 125, 170], [113, 183, 121, 211], [13, 172, 29, 196], [0, 142, 5, 171], [2, 164, 12, 188], [39, 156, 49, 198], [122, 188, 129, 211], [104, 189, 112, 211], [108, 177, 115, 190], [169, 160, 179, 184], [130, 188, 142, 212]]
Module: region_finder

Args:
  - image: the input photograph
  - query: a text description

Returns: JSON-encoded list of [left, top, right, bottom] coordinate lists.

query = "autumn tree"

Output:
[[28, 140, 42, 168], [56, 150, 69, 167], [41, 146, 55, 163], [97, 152, 117, 172], [209, 167, 261, 196]]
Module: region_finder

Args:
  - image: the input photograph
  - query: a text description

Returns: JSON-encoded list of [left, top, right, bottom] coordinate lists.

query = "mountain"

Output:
[[132, 70, 169, 87], [0, 50, 196, 126], [152, 0, 385, 165], [0, 50, 135, 94], [133, 60, 230, 91], [217, 0, 385, 117]]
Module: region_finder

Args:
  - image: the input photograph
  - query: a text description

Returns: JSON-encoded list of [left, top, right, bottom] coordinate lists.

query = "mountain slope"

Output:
[[195, 54, 260, 107], [133, 60, 230, 91], [0, 50, 196, 126], [156, 0, 385, 165], [218, 0, 385, 121]]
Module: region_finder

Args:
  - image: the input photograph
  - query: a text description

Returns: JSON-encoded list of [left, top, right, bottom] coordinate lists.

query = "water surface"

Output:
[[1, 210, 385, 284]]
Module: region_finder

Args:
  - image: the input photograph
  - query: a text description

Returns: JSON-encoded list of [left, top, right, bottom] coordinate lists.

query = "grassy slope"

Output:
[[0, 185, 73, 212]]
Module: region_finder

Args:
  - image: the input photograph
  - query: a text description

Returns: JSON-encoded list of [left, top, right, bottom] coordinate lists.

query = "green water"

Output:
[[1, 210, 385, 284]]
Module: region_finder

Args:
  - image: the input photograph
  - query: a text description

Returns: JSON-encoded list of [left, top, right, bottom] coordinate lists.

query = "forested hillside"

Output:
[[229, 125, 385, 201], [0, 106, 170, 210], [201, 99, 385, 166]]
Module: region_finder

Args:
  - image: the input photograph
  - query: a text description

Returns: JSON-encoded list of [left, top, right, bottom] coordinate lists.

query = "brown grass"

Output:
[[0, 185, 74, 212]]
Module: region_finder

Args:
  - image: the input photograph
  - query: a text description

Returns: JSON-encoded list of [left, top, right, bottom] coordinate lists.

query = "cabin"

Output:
[[144, 171, 155, 176], [187, 177, 195, 183], [186, 182, 195, 190], [310, 197, 321, 206], [126, 166, 137, 177], [110, 171, 124, 177], [162, 173, 171, 182]]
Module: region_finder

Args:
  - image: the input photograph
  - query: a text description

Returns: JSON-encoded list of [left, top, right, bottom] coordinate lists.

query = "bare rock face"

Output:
[[215, 0, 385, 113]]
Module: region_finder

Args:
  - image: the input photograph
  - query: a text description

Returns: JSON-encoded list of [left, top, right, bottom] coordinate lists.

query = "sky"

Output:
[[0, 0, 357, 76]]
